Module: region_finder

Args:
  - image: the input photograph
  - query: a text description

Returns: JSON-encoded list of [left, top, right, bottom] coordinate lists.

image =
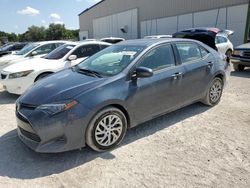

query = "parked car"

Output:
[[231, 43, 250, 71], [0, 41, 67, 70], [100, 37, 125, 44], [15, 38, 230, 153], [144, 35, 172, 39], [0, 41, 111, 95], [173, 27, 234, 57], [0, 42, 28, 57]]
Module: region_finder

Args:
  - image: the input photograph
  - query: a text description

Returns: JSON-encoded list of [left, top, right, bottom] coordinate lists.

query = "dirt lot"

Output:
[[0, 69, 250, 188]]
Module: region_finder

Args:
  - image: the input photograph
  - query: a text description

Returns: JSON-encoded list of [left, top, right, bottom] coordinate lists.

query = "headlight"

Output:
[[9, 70, 34, 79], [233, 50, 242, 56], [36, 100, 78, 115]]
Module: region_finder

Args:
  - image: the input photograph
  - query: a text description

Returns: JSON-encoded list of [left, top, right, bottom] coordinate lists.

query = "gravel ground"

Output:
[[0, 69, 250, 188]]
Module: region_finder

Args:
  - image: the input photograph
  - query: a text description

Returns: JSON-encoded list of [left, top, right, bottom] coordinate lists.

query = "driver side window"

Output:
[[32, 43, 57, 55], [139, 44, 175, 71]]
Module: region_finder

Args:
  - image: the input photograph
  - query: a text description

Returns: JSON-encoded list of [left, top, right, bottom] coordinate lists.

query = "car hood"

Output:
[[235, 43, 250, 50], [3, 58, 60, 73], [173, 31, 217, 50], [0, 54, 22, 64], [19, 68, 106, 105]]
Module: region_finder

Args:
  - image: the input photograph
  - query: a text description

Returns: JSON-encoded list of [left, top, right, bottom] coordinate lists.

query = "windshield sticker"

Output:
[[122, 51, 137, 56]]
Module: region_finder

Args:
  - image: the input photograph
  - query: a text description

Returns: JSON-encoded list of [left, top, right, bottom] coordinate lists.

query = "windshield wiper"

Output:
[[78, 68, 103, 78]]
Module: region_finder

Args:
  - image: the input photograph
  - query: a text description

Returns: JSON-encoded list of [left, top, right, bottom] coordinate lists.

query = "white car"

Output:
[[144, 35, 172, 39], [0, 41, 67, 70], [0, 41, 111, 95], [215, 33, 234, 57], [173, 28, 234, 58]]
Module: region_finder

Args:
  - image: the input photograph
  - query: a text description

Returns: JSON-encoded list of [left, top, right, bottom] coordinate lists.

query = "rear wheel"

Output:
[[202, 77, 224, 106], [233, 64, 245, 72], [86, 107, 127, 152], [225, 50, 232, 58]]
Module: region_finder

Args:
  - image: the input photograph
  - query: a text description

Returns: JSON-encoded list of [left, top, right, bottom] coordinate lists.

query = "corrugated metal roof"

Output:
[[78, 0, 106, 16]]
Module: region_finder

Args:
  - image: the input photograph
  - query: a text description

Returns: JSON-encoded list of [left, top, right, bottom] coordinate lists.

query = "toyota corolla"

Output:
[[16, 39, 230, 153]]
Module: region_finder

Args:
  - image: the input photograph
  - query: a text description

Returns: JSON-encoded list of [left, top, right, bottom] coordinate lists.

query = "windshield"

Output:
[[77, 45, 146, 76], [16, 43, 39, 55], [0, 44, 13, 51], [44, 44, 75, 60]]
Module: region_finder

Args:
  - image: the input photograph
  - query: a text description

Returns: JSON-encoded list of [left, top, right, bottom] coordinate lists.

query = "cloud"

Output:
[[49, 13, 61, 20], [17, 6, 40, 16], [53, 20, 64, 25]]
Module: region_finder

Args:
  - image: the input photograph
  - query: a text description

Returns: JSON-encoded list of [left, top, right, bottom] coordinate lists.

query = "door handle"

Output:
[[171, 72, 182, 80]]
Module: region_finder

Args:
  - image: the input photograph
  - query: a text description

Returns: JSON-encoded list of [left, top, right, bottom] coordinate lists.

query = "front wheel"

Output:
[[233, 64, 245, 72], [202, 77, 224, 106], [86, 107, 127, 152], [35, 73, 52, 82]]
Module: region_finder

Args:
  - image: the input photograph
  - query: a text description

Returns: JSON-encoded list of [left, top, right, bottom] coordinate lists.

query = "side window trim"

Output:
[[174, 42, 205, 64], [136, 43, 177, 71]]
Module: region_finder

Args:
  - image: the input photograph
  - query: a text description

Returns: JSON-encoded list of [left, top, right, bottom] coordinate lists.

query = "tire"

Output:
[[233, 64, 245, 72], [225, 50, 232, 58], [202, 77, 224, 106], [86, 107, 127, 152], [35, 73, 52, 82], [225, 50, 232, 63]]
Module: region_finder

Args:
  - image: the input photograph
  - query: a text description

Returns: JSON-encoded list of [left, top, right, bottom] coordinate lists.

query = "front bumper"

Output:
[[16, 102, 92, 153], [0, 76, 34, 95], [231, 56, 250, 67]]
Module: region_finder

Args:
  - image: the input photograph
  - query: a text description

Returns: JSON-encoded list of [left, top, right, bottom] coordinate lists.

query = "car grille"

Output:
[[1, 73, 7, 80], [16, 110, 29, 123], [243, 51, 250, 59], [19, 126, 41, 142]]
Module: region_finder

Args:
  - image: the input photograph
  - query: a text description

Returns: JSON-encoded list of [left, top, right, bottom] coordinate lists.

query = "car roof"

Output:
[[116, 38, 197, 47], [65, 40, 112, 46], [101, 37, 125, 40], [33, 40, 69, 45]]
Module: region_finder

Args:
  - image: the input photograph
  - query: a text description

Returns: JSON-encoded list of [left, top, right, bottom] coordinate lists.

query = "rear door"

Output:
[[69, 44, 101, 66], [174, 42, 214, 103], [215, 35, 229, 55], [129, 44, 185, 123]]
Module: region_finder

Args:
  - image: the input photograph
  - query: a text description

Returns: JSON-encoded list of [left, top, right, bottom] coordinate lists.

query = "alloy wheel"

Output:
[[95, 114, 123, 147], [209, 80, 223, 103]]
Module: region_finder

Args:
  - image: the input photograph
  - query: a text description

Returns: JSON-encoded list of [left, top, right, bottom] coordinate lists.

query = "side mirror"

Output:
[[133, 67, 153, 79], [31, 51, 38, 56], [68, 55, 77, 61]]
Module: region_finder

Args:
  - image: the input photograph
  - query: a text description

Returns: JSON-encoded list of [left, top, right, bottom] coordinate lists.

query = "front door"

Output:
[[128, 44, 185, 124]]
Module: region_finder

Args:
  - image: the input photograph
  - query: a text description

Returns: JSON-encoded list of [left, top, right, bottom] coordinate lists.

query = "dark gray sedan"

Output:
[[16, 38, 230, 153]]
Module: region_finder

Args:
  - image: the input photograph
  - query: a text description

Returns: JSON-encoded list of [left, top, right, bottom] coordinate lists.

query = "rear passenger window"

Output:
[[100, 45, 110, 50], [176, 43, 202, 63], [72, 45, 100, 58], [139, 44, 175, 71], [199, 46, 209, 58]]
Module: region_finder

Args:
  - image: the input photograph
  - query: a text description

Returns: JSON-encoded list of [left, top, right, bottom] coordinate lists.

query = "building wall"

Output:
[[93, 9, 138, 39], [79, 0, 249, 44], [141, 4, 249, 45]]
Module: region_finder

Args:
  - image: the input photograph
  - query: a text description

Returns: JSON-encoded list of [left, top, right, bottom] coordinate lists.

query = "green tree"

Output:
[[46, 24, 67, 40], [25, 26, 46, 41]]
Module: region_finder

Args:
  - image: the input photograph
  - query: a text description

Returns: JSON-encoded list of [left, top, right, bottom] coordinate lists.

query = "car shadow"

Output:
[[0, 90, 19, 105], [0, 102, 209, 180], [230, 68, 250, 78]]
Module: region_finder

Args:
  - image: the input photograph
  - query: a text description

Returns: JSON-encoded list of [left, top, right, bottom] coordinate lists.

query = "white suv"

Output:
[[215, 34, 234, 57], [0, 41, 111, 95], [0, 41, 67, 70]]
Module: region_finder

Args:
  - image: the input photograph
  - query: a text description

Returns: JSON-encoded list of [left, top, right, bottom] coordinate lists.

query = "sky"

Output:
[[0, 0, 101, 34]]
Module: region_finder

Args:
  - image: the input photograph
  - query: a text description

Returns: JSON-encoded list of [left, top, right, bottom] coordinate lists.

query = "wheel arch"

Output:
[[34, 71, 54, 82], [88, 102, 132, 129]]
